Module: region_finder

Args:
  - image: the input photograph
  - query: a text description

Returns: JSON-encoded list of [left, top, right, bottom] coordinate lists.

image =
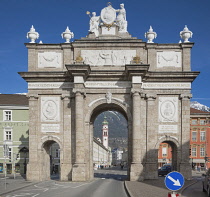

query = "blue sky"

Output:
[[0, 0, 210, 106]]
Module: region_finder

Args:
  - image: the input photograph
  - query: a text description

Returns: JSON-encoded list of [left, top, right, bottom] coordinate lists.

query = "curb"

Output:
[[0, 181, 38, 196], [124, 181, 134, 197]]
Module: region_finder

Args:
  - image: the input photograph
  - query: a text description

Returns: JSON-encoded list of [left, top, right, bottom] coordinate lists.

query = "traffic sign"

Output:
[[165, 171, 184, 191]]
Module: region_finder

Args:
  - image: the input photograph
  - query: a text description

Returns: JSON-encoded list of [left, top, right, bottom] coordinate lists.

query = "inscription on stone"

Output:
[[159, 125, 178, 133], [157, 51, 181, 67], [143, 83, 191, 89], [41, 124, 60, 133], [28, 82, 73, 89], [85, 81, 131, 88], [81, 50, 136, 66]]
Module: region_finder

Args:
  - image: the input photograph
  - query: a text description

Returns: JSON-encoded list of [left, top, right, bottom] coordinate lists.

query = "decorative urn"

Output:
[[145, 26, 157, 43], [180, 25, 193, 43], [26, 25, 39, 43], [61, 26, 74, 43]]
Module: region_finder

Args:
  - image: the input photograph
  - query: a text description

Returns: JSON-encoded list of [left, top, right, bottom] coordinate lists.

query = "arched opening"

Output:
[[158, 140, 178, 176], [42, 140, 61, 180], [89, 103, 130, 181]]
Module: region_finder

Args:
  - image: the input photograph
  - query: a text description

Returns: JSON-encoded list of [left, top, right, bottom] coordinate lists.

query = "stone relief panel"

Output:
[[159, 97, 178, 122], [81, 50, 136, 66], [41, 97, 60, 122], [157, 51, 181, 68], [38, 52, 62, 68]]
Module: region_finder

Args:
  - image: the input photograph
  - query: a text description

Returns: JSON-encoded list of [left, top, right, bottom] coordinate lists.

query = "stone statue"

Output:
[[88, 12, 100, 37], [116, 3, 127, 32]]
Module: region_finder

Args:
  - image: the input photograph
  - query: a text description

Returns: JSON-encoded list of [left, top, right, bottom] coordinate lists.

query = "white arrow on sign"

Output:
[[167, 176, 181, 186]]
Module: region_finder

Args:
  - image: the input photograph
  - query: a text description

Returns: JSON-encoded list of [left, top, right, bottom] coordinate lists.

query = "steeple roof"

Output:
[[102, 116, 108, 125]]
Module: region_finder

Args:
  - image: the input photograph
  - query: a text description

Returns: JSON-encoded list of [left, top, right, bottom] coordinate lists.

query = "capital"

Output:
[[27, 94, 39, 100], [180, 93, 192, 100], [145, 93, 156, 100]]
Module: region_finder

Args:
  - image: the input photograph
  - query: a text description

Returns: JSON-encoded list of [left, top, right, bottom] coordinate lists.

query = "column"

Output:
[[179, 93, 192, 180], [130, 90, 144, 181], [60, 95, 72, 181], [72, 90, 86, 181], [145, 93, 158, 179], [26, 95, 40, 181]]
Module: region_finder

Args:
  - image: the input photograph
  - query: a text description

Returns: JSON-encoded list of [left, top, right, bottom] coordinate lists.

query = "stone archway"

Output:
[[85, 99, 132, 180], [39, 136, 62, 181], [156, 136, 180, 173]]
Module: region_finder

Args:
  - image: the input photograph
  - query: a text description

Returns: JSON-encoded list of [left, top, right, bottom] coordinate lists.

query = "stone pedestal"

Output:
[[130, 163, 144, 181], [144, 162, 158, 179], [72, 163, 87, 181]]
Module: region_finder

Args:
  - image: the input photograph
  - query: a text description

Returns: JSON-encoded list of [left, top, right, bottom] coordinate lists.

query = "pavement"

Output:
[[124, 170, 204, 197], [0, 170, 204, 197], [0, 173, 37, 196]]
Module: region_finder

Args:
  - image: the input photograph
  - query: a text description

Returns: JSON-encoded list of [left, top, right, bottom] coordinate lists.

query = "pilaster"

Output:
[[60, 95, 72, 181], [26, 94, 40, 181], [179, 93, 192, 180], [72, 90, 87, 181], [144, 93, 158, 179]]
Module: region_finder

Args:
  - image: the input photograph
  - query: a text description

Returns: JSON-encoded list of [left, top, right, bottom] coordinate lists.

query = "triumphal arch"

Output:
[[20, 3, 199, 181]]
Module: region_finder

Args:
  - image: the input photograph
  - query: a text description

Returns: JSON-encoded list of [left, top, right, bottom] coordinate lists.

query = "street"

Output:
[[1, 167, 128, 197], [182, 177, 207, 197]]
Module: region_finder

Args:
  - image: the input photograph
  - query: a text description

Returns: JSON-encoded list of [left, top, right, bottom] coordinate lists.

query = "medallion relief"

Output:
[[41, 97, 60, 122], [38, 52, 62, 68], [157, 51, 181, 68], [159, 97, 178, 122], [81, 50, 136, 66]]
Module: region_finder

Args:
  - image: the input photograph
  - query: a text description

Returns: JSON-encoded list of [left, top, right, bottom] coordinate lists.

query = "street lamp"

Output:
[[20, 147, 29, 175]]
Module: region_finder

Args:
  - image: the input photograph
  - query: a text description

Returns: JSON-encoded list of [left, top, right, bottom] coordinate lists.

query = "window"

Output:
[[200, 131, 206, 141], [200, 119, 206, 125], [3, 110, 12, 121], [200, 147, 205, 157], [192, 147, 197, 157], [55, 149, 60, 158], [192, 131, 197, 141], [191, 119, 197, 125], [4, 128, 12, 141], [162, 147, 167, 157]]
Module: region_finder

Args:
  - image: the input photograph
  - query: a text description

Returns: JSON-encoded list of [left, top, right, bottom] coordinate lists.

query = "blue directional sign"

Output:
[[165, 171, 184, 191]]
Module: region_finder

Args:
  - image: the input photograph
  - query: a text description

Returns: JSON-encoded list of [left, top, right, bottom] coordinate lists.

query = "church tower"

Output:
[[102, 116, 109, 149]]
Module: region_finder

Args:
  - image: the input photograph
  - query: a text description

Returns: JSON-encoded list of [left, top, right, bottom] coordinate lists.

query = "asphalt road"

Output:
[[182, 178, 207, 197], [2, 167, 128, 197]]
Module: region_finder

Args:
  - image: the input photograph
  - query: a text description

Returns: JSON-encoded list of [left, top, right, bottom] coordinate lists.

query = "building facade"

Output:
[[158, 108, 210, 170], [0, 94, 29, 175], [20, 4, 198, 181], [190, 108, 210, 170], [93, 137, 111, 168]]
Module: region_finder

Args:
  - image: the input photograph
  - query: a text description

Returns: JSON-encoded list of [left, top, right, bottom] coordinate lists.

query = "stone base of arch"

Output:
[[26, 163, 41, 181], [60, 163, 72, 181], [144, 162, 158, 180], [180, 162, 192, 180], [130, 163, 144, 181], [72, 163, 87, 182]]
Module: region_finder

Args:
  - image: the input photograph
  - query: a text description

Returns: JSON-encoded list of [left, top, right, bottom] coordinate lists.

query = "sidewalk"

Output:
[[0, 174, 36, 196], [124, 171, 203, 197]]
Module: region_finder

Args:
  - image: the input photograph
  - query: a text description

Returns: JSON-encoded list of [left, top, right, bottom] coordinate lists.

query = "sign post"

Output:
[[165, 171, 184, 197], [3, 141, 9, 190]]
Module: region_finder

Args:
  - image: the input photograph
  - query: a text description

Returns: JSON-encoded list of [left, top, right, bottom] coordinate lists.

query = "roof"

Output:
[[190, 108, 210, 114], [0, 94, 28, 106]]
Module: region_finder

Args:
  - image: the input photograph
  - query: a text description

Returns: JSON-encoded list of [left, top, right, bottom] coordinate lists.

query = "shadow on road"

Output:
[[94, 166, 128, 181]]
